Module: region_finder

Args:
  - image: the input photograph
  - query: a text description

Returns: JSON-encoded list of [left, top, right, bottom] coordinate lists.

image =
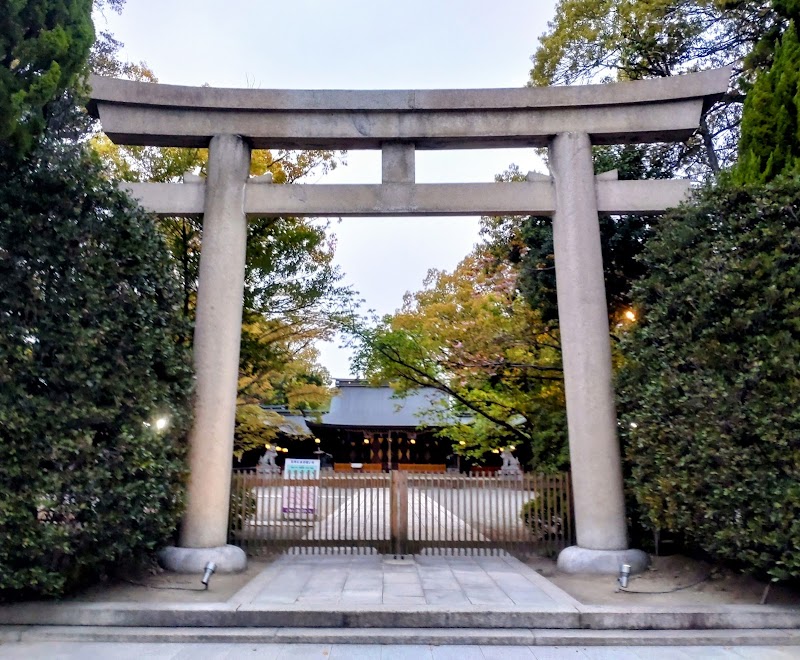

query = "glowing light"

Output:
[[492, 449, 500, 454], [410, 439, 416, 445], [509, 446, 516, 451], [363, 438, 370, 444], [630, 422, 638, 429], [265, 444, 272, 449], [314, 438, 321, 444], [155, 417, 169, 431], [624, 309, 636, 322], [459, 441, 466, 446]]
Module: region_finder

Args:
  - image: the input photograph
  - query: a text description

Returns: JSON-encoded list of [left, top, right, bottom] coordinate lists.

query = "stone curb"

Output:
[[2, 603, 800, 631], [0, 605, 579, 630], [578, 605, 800, 630], [2, 625, 799, 647]]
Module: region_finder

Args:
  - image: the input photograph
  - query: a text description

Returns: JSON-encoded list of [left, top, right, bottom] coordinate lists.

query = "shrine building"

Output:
[[303, 380, 467, 472]]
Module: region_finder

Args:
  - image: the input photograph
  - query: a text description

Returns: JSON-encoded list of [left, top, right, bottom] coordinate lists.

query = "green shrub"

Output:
[[229, 481, 258, 534], [617, 175, 800, 582], [519, 498, 565, 540], [0, 116, 193, 599]]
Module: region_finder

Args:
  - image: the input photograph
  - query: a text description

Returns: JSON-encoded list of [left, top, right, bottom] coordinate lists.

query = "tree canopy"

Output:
[[529, 0, 790, 175], [735, 18, 800, 183], [352, 249, 568, 471], [0, 0, 95, 157], [93, 136, 352, 411], [485, 148, 672, 328]]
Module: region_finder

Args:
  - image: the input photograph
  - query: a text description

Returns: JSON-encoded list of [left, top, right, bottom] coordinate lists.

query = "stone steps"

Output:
[[3, 603, 800, 631], [2, 625, 799, 647]]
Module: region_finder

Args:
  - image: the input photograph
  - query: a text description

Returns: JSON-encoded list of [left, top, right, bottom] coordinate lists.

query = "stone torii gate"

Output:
[[88, 67, 729, 574]]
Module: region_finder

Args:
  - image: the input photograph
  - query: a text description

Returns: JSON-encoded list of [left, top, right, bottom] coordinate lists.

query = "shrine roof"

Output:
[[310, 380, 457, 429]]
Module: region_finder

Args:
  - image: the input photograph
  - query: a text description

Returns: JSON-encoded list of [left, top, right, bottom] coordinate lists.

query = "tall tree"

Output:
[[530, 0, 788, 176], [1, 0, 95, 157], [735, 17, 800, 182], [238, 313, 333, 411], [86, 26, 352, 437], [92, 134, 354, 400]]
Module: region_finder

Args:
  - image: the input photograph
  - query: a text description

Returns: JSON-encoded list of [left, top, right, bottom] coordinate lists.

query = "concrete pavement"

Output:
[[1, 553, 798, 652]]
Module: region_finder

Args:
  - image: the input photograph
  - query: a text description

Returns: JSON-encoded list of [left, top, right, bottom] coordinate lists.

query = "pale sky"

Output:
[[97, 0, 558, 378]]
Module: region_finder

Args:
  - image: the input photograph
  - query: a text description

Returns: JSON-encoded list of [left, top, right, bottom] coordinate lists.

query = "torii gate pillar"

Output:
[[160, 134, 250, 573], [550, 133, 648, 573]]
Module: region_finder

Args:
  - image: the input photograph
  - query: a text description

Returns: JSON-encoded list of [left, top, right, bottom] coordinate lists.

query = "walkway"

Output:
[[303, 490, 489, 544], [1, 554, 798, 656], [232, 553, 560, 608]]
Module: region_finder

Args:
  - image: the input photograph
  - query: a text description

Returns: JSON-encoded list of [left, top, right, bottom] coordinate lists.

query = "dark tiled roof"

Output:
[[315, 380, 448, 428], [262, 380, 471, 432]]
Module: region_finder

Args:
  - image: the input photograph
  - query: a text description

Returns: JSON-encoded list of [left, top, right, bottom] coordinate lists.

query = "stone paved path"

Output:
[[230, 553, 573, 609]]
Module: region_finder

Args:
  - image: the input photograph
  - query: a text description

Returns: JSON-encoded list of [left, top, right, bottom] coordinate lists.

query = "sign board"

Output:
[[281, 458, 320, 520]]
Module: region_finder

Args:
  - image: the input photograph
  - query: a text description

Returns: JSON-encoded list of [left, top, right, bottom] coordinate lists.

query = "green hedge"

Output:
[[0, 130, 193, 599], [617, 175, 800, 581]]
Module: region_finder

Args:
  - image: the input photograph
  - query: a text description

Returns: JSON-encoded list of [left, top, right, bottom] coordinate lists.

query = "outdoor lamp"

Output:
[[201, 561, 217, 589], [618, 563, 631, 589]]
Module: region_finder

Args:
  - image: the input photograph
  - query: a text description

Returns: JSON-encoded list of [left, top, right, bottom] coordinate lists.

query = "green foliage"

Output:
[[617, 175, 800, 581], [91, 128, 351, 338], [487, 146, 667, 326], [233, 404, 280, 461], [0, 108, 193, 599], [520, 497, 567, 541], [773, 0, 800, 21], [234, 404, 312, 462], [229, 484, 257, 532], [532, 0, 720, 84], [735, 20, 800, 183], [0, 0, 94, 157], [529, 0, 788, 175], [351, 250, 569, 471], [90, 84, 355, 402]]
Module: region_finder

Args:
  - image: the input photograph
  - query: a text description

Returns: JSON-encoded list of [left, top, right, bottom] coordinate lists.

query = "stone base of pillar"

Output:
[[557, 545, 649, 575], [158, 545, 247, 574]]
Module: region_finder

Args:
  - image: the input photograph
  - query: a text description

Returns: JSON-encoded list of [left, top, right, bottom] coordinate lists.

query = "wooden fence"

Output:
[[229, 469, 572, 557]]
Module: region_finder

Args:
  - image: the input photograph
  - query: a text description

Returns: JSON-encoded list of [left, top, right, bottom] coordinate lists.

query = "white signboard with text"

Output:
[[281, 458, 320, 520]]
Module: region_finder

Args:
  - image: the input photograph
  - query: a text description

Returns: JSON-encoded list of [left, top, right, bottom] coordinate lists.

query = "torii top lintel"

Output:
[[88, 68, 730, 151]]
